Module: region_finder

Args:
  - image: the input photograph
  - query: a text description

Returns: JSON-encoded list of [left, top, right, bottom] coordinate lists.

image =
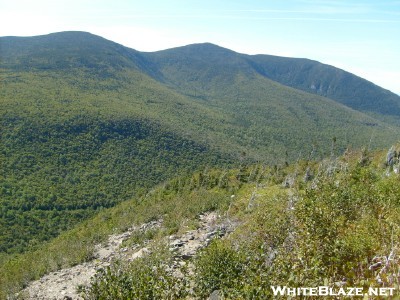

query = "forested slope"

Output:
[[0, 56, 233, 254], [249, 54, 400, 122], [1, 31, 399, 257], [2, 146, 400, 298]]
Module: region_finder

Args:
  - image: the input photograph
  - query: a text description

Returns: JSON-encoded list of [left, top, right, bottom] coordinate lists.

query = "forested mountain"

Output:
[[144, 42, 400, 123], [1, 31, 399, 257]]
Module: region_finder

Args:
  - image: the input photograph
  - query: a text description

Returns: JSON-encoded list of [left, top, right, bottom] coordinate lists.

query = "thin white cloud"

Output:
[[70, 11, 400, 23], [294, 0, 396, 18], [252, 17, 400, 23]]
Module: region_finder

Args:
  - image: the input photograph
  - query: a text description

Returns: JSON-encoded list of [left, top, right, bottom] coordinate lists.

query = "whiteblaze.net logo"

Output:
[[270, 286, 396, 297]]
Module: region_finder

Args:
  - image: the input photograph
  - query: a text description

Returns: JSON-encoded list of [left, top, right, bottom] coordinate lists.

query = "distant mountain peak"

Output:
[[153, 42, 238, 57], [2, 31, 400, 120], [184, 42, 234, 51]]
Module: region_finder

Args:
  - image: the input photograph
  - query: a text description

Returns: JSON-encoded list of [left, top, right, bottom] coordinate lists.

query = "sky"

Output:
[[1, 0, 399, 95]]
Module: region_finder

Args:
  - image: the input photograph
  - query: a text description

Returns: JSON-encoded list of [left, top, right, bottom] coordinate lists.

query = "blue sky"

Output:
[[1, 0, 399, 94]]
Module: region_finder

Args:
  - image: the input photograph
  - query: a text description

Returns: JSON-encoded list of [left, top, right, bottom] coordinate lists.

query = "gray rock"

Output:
[[171, 240, 185, 247], [209, 289, 220, 300], [387, 146, 397, 166], [206, 231, 217, 238]]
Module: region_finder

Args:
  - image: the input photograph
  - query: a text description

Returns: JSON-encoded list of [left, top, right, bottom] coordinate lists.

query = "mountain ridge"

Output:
[[143, 40, 400, 121], [3, 31, 397, 155], [2, 31, 400, 120]]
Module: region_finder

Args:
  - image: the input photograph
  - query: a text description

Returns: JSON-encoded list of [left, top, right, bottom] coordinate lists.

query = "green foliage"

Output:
[[82, 248, 188, 300], [0, 68, 232, 254], [193, 240, 246, 298], [5, 150, 400, 298], [164, 154, 400, 298], [0, 168, 244, 298]]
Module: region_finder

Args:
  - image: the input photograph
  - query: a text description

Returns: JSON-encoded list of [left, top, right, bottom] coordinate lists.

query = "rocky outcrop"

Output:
[[18, 220, 162, 300], [168, 213, 233, 271], [18, 212, 234, 300]]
